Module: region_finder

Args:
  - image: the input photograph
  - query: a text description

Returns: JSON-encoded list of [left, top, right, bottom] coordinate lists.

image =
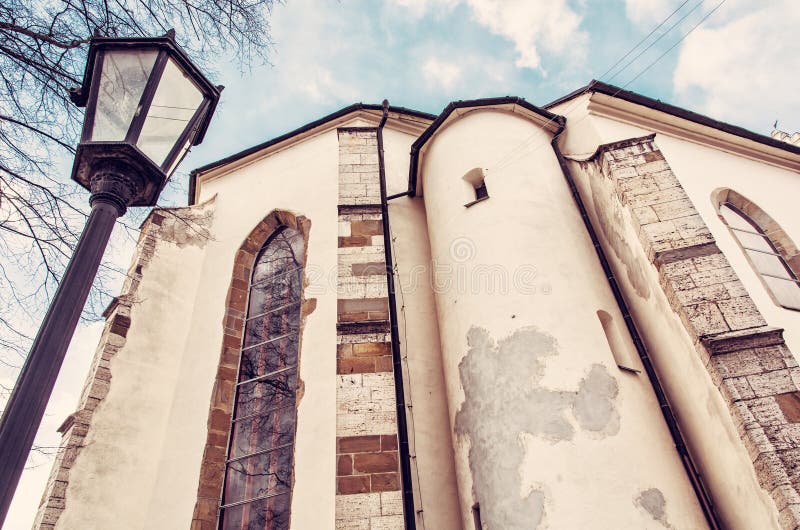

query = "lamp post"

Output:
[[0, 30, 222, 524]]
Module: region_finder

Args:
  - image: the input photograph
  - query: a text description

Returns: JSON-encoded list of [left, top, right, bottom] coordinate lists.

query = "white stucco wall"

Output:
[[56, 219, 211, 529], [54, 118, 467, 530], [550, 95, 796, 527], [419, 108, 706, 529], [383, 127, 463, 530], [51, 95, 799, 529], [57, 127, 341, 529]]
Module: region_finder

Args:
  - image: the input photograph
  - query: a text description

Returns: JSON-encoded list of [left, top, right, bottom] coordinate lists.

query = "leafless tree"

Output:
[[0, 0, 278, 399]]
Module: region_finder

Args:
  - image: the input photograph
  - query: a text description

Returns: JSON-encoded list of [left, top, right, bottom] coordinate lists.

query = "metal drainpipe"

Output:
[[549, 130, 722, 530], [377, 99, 417, 530]]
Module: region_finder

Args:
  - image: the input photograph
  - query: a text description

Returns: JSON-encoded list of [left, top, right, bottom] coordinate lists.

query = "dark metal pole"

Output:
[[0, 166, 135, 526], [376, 101, 417, 530]]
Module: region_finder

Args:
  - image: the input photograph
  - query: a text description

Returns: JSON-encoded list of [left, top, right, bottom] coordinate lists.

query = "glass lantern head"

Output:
[[70, 31, 222, 206]]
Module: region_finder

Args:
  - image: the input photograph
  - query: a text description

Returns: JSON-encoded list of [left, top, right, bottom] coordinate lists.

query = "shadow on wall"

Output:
[[583, 160, 651, 300]]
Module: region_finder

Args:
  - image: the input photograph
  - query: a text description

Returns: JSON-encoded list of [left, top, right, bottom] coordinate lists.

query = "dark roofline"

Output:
[[407, 97, 565, 197], [188, 103, 435, 204], [545, 80, 800, 157]]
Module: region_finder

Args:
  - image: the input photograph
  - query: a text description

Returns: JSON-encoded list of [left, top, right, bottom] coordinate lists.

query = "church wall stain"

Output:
[[454, 326, 621, 529], [635, 488, 674, 529]]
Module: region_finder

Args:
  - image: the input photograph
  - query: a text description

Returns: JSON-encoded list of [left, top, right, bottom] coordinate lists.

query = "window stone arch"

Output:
[[713, 188, 800, 310], [192, 210, 312, 530]]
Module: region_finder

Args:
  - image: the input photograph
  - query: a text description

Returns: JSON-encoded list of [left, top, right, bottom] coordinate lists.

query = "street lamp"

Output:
[[0, 30, 222, 524]]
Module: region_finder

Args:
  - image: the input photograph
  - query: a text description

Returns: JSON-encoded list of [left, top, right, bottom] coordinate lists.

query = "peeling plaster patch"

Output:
[[587, 164, 651, 300], [155, 205, 214, 248], [455, 326, 621, 529], [573, 364, 620, 436], [635, 488, 674, 529]]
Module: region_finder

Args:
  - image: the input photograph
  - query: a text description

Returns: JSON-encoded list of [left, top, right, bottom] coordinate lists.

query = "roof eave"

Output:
[[545, 80, 800, 158], [408, 97, 565, 197], [188, 103, 435, 204]]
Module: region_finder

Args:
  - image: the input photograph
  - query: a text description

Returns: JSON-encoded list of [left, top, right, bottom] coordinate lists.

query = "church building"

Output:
[[33, 81, 800, 529]]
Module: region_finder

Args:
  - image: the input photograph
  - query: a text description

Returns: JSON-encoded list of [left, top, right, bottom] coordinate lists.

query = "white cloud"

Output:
[[672, 1, 800, 132], [465, 0, 587, 71], [625, 0, 678, 28], [392, 0, 588, 72], [422, 57, 463, 90], [297, 68, 359, 105]]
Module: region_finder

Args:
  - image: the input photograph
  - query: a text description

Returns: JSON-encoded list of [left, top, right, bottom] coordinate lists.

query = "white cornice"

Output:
[[193, 110, 431, 202], [587, 93, 800, 172]]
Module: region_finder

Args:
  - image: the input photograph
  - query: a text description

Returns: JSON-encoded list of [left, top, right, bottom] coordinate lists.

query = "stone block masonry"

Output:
[[594, 135, 800, 529], [336, 128, 404, 530]]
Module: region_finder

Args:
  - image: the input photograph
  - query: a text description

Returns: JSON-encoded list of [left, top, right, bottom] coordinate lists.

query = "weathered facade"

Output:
[[34, 81, 800, 529]]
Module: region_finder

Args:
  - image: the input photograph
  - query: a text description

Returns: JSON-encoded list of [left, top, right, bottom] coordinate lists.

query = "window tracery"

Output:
[[219, 226, 304, 529]]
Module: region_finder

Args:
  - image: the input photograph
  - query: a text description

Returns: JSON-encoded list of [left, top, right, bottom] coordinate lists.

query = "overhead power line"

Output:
[[622, 0, 727, 88], [488, 0, 703, 171], [489, 0, 727, 173]]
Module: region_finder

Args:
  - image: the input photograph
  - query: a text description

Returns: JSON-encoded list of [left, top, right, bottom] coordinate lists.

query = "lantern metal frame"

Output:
[[69, 30, 222, 206]]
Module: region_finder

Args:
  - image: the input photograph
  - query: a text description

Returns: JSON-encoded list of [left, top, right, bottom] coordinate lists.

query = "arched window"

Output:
[[719, 201, 800, 310], [219, 226, 305, 529]]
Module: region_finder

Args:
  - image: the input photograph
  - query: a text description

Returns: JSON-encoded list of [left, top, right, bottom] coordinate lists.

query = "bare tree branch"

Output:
[[0, 0, 280, 452]]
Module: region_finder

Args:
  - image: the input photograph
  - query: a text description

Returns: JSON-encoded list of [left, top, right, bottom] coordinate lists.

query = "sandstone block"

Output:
[[338, 475, 371, 495], [370, 515, 404, 529], [353, 441, 397, 473], [339, 435, 382, 453], [336, 492, 382, 519], [685, 302, 729, 336], [380, 491, 404, 515], [718, 297, 767, 330], [748, 369, 798, 398]]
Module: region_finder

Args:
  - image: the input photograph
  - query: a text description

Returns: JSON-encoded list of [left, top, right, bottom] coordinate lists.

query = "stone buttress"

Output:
[[590, 135, 800, 528], [335, 128, 406, 529]]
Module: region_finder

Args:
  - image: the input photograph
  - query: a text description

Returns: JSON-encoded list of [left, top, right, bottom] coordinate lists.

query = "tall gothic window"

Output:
[[719, 202, 800, 310], [219, 226, 304, 529]]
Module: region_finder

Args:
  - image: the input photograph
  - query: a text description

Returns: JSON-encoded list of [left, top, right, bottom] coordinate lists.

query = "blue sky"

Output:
[[179, 0, 800, 189], [6, 0, 800, 526]]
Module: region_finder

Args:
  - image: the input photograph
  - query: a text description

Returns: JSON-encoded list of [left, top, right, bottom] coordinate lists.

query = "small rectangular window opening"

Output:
[[472, 503, 483, 530], [474, 182, 489, 200], [597, 310, 640, 373], [463, 168, 489, 207]]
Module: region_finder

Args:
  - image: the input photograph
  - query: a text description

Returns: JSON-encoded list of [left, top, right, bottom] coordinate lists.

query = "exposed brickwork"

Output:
[[594, 135, 800, 528], [190, 210, 312, 530], [335, 491, 404, 529], [336, 128, 403, 528], [33, 204, 215, 530], [337, 371, 398, 437], [336, 435, 400, 494], [338, 297, 391, 322], [337, 339, 394, 375]]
